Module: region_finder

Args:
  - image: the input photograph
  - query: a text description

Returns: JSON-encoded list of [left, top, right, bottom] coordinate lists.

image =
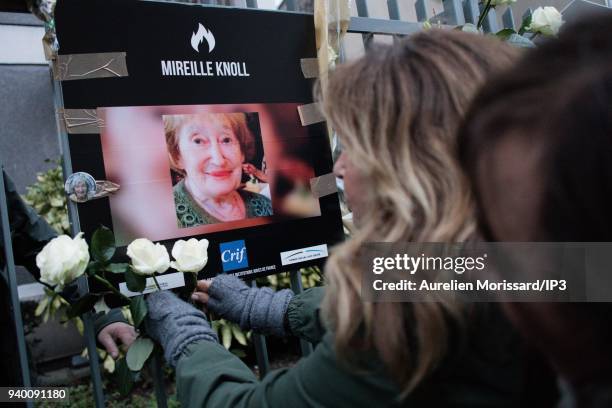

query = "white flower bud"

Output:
[[36, 233, 90, 290], [528, 7, 564, 36], [126, 238, 170, 275], [170, 238, 209, 273]]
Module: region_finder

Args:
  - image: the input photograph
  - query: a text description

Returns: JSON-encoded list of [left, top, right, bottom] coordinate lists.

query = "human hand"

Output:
[[191, 274, 293, 337], [146, 290, 218, 367], [97, 322, 138, 359]]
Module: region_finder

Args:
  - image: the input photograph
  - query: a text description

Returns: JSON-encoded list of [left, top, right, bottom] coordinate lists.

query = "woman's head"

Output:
[[321, 29, 518, 393], [326, 29, 517, 240], [66, 172, 95, 201], [458, 14, 612, 386], [164, 113, 256, 199], [74, 179, 88, 200], [459, 14, 612, 243]]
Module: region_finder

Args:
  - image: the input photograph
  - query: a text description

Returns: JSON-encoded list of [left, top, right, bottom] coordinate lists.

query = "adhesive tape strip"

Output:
[[310, 173, 338, 198], [300, 58, 319, 78], [53, 52, 128, 81], [58, 109, 104, 134], [298, 103, 326, 126]]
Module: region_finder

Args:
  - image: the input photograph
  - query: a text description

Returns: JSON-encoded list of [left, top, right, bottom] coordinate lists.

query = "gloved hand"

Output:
[[146, 290, 218, 367], [192, 274, 293, 337]]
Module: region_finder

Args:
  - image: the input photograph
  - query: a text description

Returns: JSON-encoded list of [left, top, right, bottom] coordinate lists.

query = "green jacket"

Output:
[[1, 170, 57, 274], [176, 287, 528, 407], [173, 180, 273, 228]]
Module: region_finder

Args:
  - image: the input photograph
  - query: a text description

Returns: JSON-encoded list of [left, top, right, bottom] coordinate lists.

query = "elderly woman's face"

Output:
[[176, 116, 245, 199], [74, 180, 88, 199]]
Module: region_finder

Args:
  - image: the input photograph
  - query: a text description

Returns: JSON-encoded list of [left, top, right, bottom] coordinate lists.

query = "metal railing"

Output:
[[0, 165, 35, 408]]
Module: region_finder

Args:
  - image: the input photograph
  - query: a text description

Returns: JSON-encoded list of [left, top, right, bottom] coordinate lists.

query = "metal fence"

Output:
[[0, 0, 532, 407], [1, 166, 35, 408]]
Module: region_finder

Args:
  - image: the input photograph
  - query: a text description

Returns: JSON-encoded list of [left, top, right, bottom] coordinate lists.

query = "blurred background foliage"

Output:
[[22, 160, 69, 234]]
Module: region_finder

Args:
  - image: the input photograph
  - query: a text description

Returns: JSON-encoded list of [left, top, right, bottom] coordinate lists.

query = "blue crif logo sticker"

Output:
[[220, 240, 249, 272]]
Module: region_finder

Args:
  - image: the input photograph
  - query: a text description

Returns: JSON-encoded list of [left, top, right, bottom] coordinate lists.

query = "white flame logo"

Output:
[[191, 23, 215, 53]]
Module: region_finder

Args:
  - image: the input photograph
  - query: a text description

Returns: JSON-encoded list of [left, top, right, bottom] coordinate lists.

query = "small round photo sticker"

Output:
[[65, 172, 96, 203]]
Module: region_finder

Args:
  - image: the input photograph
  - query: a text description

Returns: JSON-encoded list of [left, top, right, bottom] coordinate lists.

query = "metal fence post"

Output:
[[463, 0, 480, 25], [0, 166, 34, 408], [387, 0, 402, 43], [415, 0, 432, 22], [481, 5, 498, 32], [52, 64, 106, 408], [80, 310, 106, 407], [249, 280, 271, 377], [522, 8, 533, 26], [355, 0, 374, 48], [284, 0, 297, 11], [443, 0, 466, 25], [387, 0, 400, 20], [289, 270, 313, 356], [502, 7, 516, 29], [151, 353, 169, 408]]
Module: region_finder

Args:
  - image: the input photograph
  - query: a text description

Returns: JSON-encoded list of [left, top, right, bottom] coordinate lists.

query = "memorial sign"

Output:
[[54, 0, 343, 289]]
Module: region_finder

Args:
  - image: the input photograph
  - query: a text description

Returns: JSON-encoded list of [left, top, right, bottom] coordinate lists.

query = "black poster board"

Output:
[[54, 0, 343, 290]]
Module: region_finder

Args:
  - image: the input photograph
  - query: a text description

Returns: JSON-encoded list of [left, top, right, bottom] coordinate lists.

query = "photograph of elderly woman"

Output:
[[98, 103, 322, 245], [64, 172, 96, 203], [163, 112, 273, 228]]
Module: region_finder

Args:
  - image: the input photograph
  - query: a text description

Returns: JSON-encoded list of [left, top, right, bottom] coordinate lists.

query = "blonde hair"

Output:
[[321, 30, 518, 395], [164, 112, 256, 174]]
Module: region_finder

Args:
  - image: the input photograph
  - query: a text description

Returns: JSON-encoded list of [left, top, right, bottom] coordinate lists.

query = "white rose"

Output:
[[170, 238, 209, 273], [126, 238, 170, 275], [36, 233, 90, 290], [528, 7, 564, 36]]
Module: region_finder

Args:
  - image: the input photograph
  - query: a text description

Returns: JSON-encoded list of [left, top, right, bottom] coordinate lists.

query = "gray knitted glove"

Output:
[[145, 291, 218, 367], [208, 274, 293, 337]]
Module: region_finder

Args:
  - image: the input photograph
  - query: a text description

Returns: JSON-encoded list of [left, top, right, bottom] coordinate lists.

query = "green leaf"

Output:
[[66, 293, 101, 319], [91, 226, 116, 262], [231, 324, 247, 346], [221, 324, 232, 349], [211, 320, 220, 334], [126, 268, 146, 293], [35, 296, 49, 317], [495, 28, 516, 40], [87, 260, 104, 276], [126, 337, 155, 371], [50, 196, 64, 207], [518, 14, 532, 35], [230, 349, 247, 358], [106, 263, 129, 274], [130, 295, 147, 328], [114, 358, 135, 396]]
